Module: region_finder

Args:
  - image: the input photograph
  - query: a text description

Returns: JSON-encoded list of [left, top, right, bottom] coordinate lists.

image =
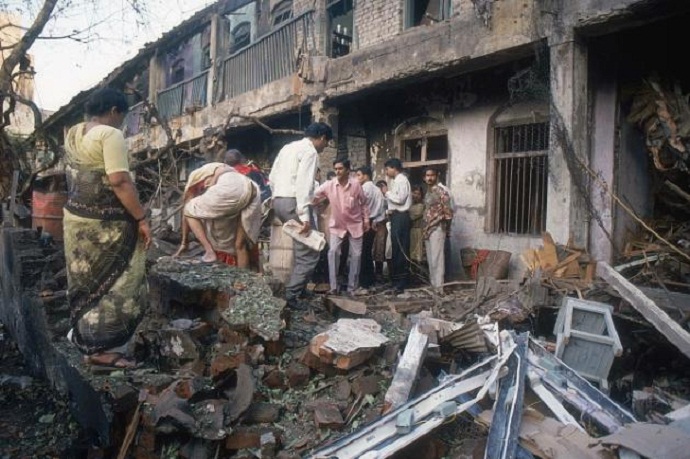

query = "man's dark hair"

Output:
[[333, 158, 351, 170], [224, 149, 245, 166], [375, 180, 387, 188], [357, 166, 372, 178], [85, 87, 128, 116], [304, 122, 333, 140], [423, 166, 439, 176], [384, 158, 403, 171], [327, 171, 336, 180]]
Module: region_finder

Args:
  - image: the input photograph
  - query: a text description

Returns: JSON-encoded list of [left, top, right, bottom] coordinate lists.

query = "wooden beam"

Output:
[[597, 262, 690, 359], [383, 324, 428, 413], [485, 332, 528, 459]]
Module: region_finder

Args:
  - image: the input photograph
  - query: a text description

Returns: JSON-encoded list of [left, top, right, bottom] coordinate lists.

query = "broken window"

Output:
[[272, 0, 293, 27], [328, 0, 353, 58], [170, 58, 185, 85], [489, 121, 549, 235], [405, 0, 451, 29], [201, 44, 212, 69], [231, 21, 251, 53], [401, 134, 449, 185]]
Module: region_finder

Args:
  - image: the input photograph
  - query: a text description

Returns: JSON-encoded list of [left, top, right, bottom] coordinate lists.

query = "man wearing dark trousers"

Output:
[[269, 122, 333, 309], [381, 158, 411, 294], [356, 166, 386, 289]]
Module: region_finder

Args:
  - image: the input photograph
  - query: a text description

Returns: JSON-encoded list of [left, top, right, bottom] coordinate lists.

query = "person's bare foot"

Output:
[[201, 251, 217, 263], [84, 352, 137, 368]]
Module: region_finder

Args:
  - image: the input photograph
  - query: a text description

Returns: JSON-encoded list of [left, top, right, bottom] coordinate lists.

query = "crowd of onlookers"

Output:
[[266, 122, 454, 310], [173, 121, 454, 310]]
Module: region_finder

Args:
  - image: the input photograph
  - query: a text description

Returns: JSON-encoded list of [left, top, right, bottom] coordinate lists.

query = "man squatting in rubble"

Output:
[[423, 167, 454, 291], [312, 158, 370, 296], [175, 160, 262, 267], [269, 122, 333, 310]]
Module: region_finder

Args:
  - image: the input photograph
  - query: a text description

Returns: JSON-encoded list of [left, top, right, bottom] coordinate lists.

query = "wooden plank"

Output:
[[326, 296, 366, 315], [383, 324, 428, 413], [479, 409, 609, 459], [666, 402, 690, 422], [537, 232, 559, 272], [637, 287, 690, 314], [597, 261, 690, 359], [486, 332, 528, 459], [527, 369, 584, 432]]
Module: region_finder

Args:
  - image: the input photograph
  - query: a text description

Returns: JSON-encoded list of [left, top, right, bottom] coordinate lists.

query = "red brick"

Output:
[[262, 368, 286, 389], [225, 426, 261, 449], [210, 353, 246, 379], [314, 404, 344, 429], [286, 362, 311, 388]]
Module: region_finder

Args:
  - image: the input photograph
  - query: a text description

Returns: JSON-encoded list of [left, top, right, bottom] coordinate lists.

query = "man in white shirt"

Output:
[[356, 165, 386, 289], [381, 158, 412, 294], [269, 122, 333, 309]]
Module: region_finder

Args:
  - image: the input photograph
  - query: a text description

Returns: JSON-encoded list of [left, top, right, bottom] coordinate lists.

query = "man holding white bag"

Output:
[[269, 122, 333, 310]]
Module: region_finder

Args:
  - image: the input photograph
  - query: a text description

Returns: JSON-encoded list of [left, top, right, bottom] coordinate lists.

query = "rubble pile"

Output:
[[6, 227, 690, 458]]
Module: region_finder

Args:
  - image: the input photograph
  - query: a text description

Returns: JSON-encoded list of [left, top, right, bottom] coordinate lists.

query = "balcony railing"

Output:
[[221, 10, 314, 100], [123, 101, 145, 137], [157, 70, 209, 120]]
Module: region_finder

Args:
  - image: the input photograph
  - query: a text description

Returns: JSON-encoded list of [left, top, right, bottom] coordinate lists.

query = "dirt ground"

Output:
[[0, 323, 87, 459]]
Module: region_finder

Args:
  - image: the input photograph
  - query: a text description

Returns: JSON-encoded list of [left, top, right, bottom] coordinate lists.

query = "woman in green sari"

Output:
[[64, 88, 151, 368]]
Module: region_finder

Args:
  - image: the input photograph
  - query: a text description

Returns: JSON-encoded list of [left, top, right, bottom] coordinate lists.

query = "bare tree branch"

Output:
[[0, 90, 44, 130], [0, 0, 58, 91]]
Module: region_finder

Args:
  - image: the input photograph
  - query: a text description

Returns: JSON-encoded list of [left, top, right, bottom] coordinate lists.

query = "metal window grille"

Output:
[[492, 122, 549, 235]]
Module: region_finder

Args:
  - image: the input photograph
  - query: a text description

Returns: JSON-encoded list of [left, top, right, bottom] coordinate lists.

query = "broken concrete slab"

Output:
[[150, 258, 286, 341], [383, 323, 428, 413], [308, 319, 389, 371]]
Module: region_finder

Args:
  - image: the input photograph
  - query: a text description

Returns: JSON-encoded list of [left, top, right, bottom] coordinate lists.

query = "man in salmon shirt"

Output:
[[312, 158, 370, 296]]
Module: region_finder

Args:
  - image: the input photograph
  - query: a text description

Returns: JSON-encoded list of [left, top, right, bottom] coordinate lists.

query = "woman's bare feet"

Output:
[[201, 251, 217, 263], [85, 352, 137, 368]]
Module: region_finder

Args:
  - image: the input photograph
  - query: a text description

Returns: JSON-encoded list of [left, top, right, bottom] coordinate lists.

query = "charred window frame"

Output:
[[231, 21, 251, 53], [272, 0, 293, 27], [399, 131, 449, 186], [488, 118, 549, 235], [327, 0, 353, 58], [405, 0, 451, 29], [170, 57, 185, 85]]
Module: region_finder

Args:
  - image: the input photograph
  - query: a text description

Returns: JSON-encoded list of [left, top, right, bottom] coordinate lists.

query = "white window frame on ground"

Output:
[[487, 103, 549, 235]]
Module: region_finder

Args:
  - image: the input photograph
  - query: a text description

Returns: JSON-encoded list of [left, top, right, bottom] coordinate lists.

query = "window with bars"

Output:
[[231, 22, 251, 53], [272, 0, 293, 26], [490, 122, 549, 235]]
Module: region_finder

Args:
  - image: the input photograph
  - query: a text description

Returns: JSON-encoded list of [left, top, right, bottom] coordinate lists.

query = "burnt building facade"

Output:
[[42, 0, 690, 277]]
